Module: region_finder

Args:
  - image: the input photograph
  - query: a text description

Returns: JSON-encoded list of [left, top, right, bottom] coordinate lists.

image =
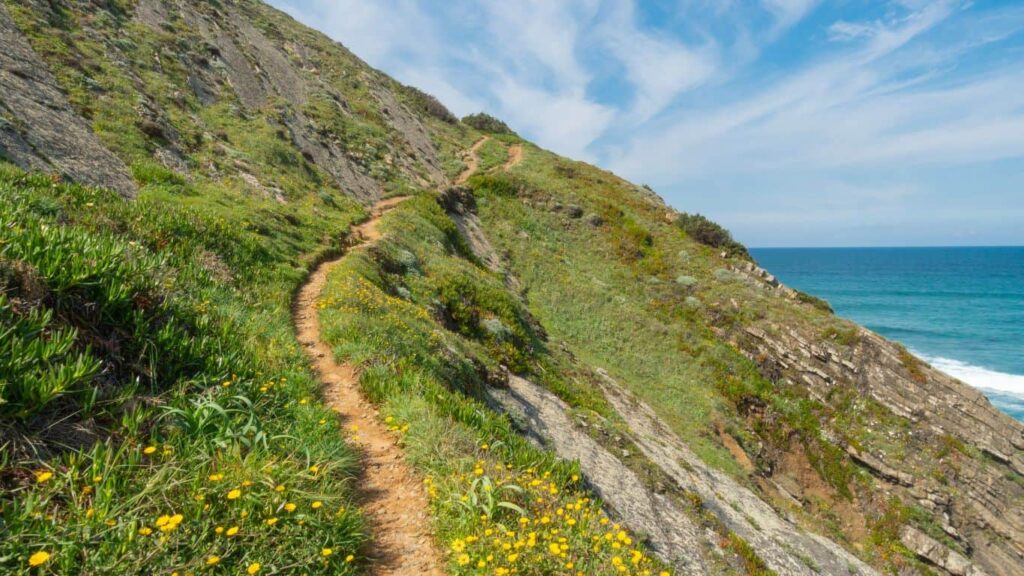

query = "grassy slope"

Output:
[[0, 2, 678, 574], [0, 165, 365, 574], [466, 144, 947, 571], [316, 195, 673, 575], [0, 0, 403, 573], [470, 147, 748, 476]]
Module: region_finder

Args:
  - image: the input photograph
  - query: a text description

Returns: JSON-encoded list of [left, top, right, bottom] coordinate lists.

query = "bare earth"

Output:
[[455, 136, 490, 184], [503, 144, 523, 171], [293, 196, 445, 576]]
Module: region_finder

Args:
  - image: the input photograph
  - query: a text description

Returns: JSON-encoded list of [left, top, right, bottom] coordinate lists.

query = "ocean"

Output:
[[749, 247, 1024, 421]]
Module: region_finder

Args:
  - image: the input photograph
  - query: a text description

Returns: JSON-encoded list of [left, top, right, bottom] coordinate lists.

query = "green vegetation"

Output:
[[823, 323, 860, 347], [673, 213, 750, 260], [474, 137, 512, 173], [316, 197, 670, 574], [405, 86, 459, 124], [0, 166, 365, 573], [462, 113, 516, 135], [897, 344, 928, 383], [464, 147, 918, 570], [469, 165, 759, 477]]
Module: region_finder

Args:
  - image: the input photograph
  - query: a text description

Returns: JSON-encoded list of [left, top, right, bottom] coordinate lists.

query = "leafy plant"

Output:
[[674, 212, 750, 259]]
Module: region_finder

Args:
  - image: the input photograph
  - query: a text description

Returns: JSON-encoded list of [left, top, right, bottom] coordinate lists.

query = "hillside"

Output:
[[1, 1, 1022, 575]]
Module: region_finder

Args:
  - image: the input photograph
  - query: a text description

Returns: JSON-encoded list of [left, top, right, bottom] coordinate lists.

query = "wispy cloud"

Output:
[[269, 0, 1024, 246]]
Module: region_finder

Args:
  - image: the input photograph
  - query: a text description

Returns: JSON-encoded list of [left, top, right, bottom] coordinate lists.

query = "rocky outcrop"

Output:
[[901, 526, 989, 576], [438, 186, 521, 291], [135, 0, 447, 204], [486, 366, 877, 574], [731, 268, 1024, 575], [0, 5, 135, 197], [593, 370, 877, 576], [487, 375, 711, 571]]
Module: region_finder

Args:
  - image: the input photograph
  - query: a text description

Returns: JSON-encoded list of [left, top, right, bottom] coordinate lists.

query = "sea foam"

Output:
[[924, 354, 1024, 397]]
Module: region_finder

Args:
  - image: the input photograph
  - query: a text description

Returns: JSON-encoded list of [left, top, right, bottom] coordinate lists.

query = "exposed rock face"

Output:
[[901, 526, 990, 576], [732, 268, 1024, 576], [170, 0, 384, 203], [5, 0, 445, 205], [0, 5, 135, 197], [488, 371, 877, 574], [594, 370, 877, 576], [438, 186, 520, 291], [487, 375, 711, 571]]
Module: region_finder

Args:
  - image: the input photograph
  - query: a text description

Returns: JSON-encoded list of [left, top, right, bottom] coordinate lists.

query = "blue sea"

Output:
[[749, 247, 1024, 421]]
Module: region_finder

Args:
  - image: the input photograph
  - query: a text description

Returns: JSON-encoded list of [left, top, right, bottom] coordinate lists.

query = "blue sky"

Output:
[[268, 0, 1024, 247]]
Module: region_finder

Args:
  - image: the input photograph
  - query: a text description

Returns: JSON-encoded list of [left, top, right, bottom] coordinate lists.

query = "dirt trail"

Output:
[[455, 136, 489, 184], [503, 144, 523, 171], [293, 195, 444, 576]]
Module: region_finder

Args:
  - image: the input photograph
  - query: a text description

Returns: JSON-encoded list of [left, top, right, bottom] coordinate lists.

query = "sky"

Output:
[[267, 0, 1024, 247]]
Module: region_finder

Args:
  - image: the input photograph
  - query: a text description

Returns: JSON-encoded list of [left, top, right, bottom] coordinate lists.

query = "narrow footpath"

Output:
[[503, 144, 522, 171], [292, 196, 444, 576], [455, 136, 489, 184]]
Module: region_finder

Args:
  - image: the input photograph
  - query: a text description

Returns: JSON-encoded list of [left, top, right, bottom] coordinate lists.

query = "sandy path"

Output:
[[503, 144, 523, 171], [293, 196, 445, 576], [455, 136, 489, 184]]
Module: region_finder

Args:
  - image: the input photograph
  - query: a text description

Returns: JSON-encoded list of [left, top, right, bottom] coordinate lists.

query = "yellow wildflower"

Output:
[[226, 526, 239, 537], [311, 501, 322, 510], [208, 474, 223, 482], [139, 527, 153, 536], [28, 551, 51, 567], [206, 556, 220, 566], [247, 563, 261, 574], [143, 446, 156, 455], [35, 471, 53, 483], [345, 555, 354, 563], [265, 517, 278, 526], [321, 548, 333, 557], [227, 489, 241, 500], [284, 502, 297, 513]]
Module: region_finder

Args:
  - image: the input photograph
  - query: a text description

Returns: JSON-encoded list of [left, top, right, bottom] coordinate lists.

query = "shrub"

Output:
[[468, 173, 529, 198], [674, 213, 750, 259], [462, 113, 515, 135], [405, 86, 457, 124], [796, 290, 834, 314]]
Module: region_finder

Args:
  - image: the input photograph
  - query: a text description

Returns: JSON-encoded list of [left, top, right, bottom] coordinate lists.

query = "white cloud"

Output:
[[599, 2, 717, 122], [607, 0, 987, 182], [828, 21, 878, 42], [267, 0, 1024, 244], [493, 77, 615, 161], [761, 0, 819, 33]]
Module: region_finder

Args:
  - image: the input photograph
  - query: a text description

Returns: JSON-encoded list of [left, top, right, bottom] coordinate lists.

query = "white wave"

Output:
[[922, 354, 1024, 397]]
